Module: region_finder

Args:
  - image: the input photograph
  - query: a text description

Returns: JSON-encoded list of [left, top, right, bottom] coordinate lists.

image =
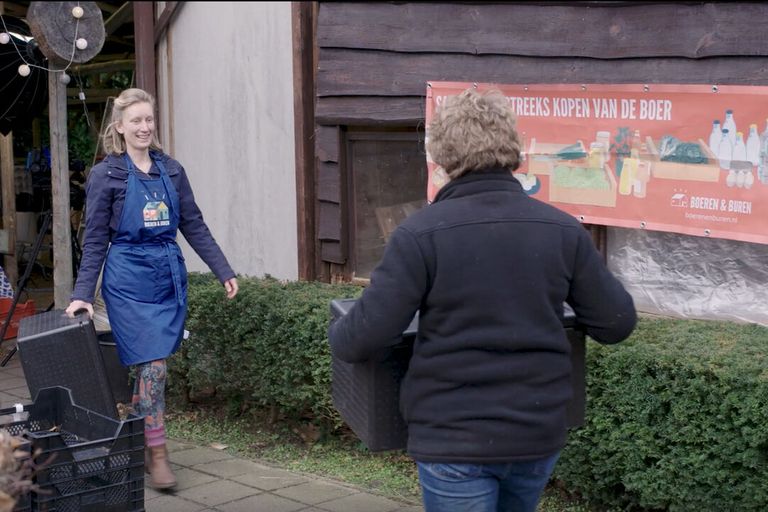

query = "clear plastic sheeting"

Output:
[[607, 227, 768, 326]]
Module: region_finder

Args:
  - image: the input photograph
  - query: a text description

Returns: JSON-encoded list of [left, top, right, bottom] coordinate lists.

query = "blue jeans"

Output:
[[416, 452, 560, 512]]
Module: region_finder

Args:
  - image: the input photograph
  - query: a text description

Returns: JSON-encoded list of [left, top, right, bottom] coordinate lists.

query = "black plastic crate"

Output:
[[96, 332, 133, 405], [0, 387, 144, 512], [17, 310, 119, 419], [14, 493, 31, 512], [330, 298, 586, 452]]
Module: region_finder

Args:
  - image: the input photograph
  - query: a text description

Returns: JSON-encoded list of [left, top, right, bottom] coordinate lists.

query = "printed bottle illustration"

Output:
[[631, 129, 642, 154], [708, 120, 721, 155], [633, 160, 650, 198], [722, 109, 737, 146], [588, 142, 606, 170], [733, 132, 747, 165], [733, 132, 751, 188], [746, 124, 760, 167], [596, 131, 611, 162], [618, 157, 635, 195], [618, 130, 642, 196], [718, 128, 732, 171]]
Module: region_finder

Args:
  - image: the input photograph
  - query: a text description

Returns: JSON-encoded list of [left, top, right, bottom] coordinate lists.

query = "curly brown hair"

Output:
[[427, 88, 521, 180]]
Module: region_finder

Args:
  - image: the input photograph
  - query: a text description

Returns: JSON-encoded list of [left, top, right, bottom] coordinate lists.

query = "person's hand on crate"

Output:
[[64, 300, 93, 319]]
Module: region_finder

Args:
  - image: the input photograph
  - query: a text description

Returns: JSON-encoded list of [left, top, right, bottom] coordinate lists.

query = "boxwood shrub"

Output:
[[168, 273, 361, 426], [171, 275, 768, 510], [556, 317, 768, 511]]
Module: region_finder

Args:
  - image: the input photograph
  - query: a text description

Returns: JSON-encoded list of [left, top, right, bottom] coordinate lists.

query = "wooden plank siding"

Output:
[[312, 1, 768, 279], [315, 124, 347, 264], [318, 161, 342, 203], [317, 2, 768, 59], [316, 96, 426, 125], [318, 50, 768, 97], [316, 125, 341, 163]]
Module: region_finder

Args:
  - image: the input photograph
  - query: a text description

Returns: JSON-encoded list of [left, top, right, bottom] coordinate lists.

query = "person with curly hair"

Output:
[[329, 88, 636, 512]]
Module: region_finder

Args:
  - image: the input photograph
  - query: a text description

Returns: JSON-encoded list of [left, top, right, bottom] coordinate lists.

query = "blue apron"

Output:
[[102, 154, 187, 366]]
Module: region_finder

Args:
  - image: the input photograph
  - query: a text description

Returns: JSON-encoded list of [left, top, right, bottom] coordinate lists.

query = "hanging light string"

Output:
[[74, 70, 91, 126], [0, 2, 88, 79], [0, 3, 93, 140]]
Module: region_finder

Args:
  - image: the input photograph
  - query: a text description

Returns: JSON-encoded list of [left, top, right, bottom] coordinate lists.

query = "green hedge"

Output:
[[172, 276, 768, 510], [168, 274, 361, 426], [556, 317, 768, 511]]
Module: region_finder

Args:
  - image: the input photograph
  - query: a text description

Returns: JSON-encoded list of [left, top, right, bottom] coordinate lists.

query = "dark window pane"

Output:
[[349, 132, 428, 278]]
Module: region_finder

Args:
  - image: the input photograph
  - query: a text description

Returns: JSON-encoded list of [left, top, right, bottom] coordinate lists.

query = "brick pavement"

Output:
[[0, 350, 424, 512]]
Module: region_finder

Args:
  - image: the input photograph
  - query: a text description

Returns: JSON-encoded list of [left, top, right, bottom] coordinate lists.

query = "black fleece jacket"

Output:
[[329, 168, 636, 463]]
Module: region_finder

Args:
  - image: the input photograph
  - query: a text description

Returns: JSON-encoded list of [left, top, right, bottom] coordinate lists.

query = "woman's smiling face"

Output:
[[116, 102, 155, 153]]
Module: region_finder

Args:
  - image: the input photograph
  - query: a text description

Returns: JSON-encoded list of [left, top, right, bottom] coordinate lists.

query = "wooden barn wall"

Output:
[[313, 1, 768, 279]]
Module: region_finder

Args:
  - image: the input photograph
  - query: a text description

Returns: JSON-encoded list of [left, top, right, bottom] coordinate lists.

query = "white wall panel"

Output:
[[157, 1, 297, 280]]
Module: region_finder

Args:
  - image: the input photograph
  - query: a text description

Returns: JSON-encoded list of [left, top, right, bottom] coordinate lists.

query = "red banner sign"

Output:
[[426, 82, 768, 244]]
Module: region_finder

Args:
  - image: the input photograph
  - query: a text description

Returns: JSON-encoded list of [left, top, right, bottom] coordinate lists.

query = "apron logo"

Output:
[[143, 201, 171, 227]]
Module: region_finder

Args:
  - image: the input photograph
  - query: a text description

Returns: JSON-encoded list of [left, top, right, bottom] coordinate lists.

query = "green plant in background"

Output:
[[103, 70, 133, 90], [22, 110, 96, 165], [67, 111, 96, 164]]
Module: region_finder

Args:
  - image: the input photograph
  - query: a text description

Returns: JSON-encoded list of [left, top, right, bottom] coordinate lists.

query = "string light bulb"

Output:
[[0, 32, 9, 44], [18, 64, 31, 77], [75, 37, 88, 50], [59, 72, 71, 85], [72, 6, 84, 19]]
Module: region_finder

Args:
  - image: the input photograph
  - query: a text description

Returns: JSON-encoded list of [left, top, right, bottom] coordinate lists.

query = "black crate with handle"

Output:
[[329, 298, 586, 452], [16, 310, 120, 419]]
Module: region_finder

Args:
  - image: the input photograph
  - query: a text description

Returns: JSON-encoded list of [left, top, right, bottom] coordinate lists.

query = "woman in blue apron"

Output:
[[66, 88, 238, 489]]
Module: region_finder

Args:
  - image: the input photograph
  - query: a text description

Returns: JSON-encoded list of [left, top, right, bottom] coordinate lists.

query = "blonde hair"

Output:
[[102, 88, 163, 155], [427, 88, 521, 179]]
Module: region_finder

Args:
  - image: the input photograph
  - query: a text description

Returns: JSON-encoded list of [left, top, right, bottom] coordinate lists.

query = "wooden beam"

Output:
[[165, 18, 175, 154], [67, 97, 119, 106], [67, 87, 123, 98], [48, 66, 74, 309], [72, 59, 136, 76], [0, 1, 25, 17], [292, 2, 317, 281], [154, 2, 181, 44], [133, 1, 156, 98], [104, 1, 133, 37], [96, 2, 119, 15], [0, 0, 16, 286], [0, 133, 17, 288], [91, 53, 134, 62], [106, 34, 136, 49]]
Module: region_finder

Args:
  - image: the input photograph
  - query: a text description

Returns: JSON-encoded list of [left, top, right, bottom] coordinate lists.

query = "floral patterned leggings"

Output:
[[132, 360, 167, 447]]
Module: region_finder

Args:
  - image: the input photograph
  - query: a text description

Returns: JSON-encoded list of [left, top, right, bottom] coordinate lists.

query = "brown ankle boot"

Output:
[[147, 444, 177, 489]]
